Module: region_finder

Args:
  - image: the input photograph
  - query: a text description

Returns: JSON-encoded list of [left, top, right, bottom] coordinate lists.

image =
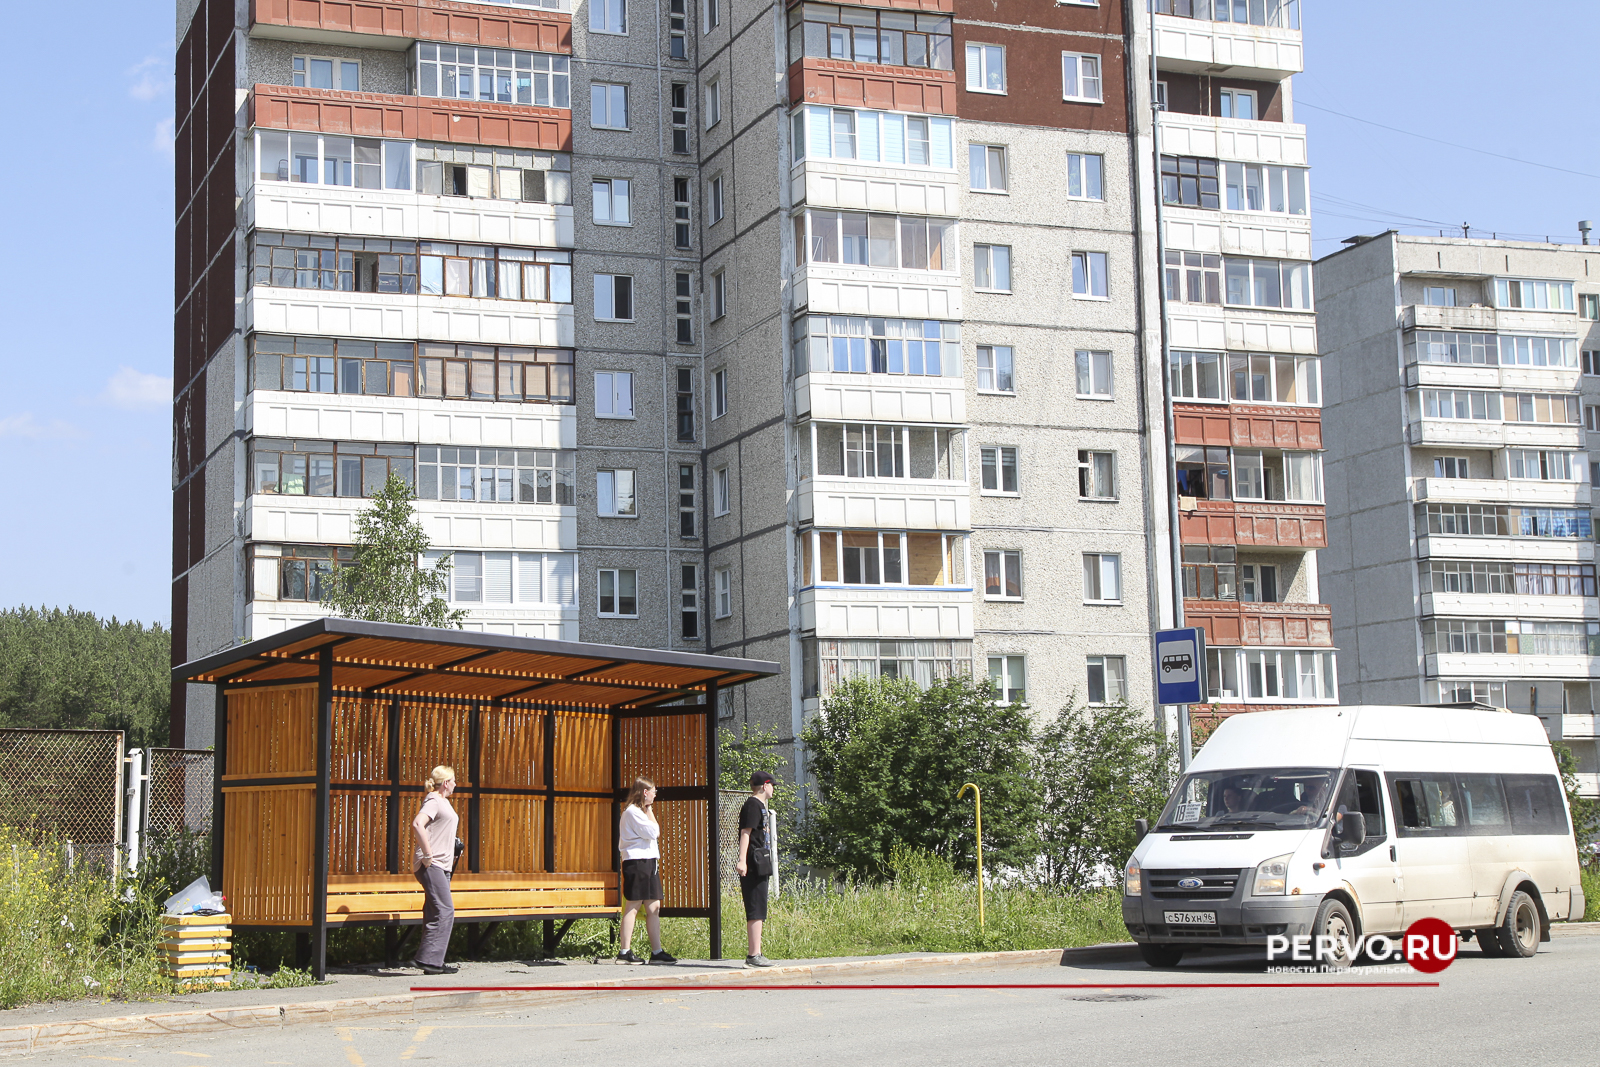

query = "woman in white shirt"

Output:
[[617, 776, 675, 964]]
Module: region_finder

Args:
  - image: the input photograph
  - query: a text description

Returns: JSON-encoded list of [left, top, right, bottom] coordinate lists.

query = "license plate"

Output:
[[1164, 910, 1216, 926]]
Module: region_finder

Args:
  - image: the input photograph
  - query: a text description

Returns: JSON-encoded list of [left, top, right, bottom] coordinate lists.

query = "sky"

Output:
[[1, 1, 1595, 627]]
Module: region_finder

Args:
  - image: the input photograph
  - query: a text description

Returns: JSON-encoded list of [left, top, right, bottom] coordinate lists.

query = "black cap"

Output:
[[750, 770, 775, 790]]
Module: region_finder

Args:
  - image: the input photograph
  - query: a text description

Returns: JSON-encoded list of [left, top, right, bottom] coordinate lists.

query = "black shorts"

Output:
[[621, 858, 662, 901], [739, 873, 770, 922]]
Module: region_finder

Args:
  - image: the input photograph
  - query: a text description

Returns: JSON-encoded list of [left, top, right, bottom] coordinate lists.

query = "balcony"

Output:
[[1403, 304, 1497, 332], [788, 57, 955, 115], [1178, 498, 1325, 549], [792, 265, 961, 320], [245, 494, 575, 548], [1183, 600, 1332, 647], [1421, 593, 1594, 622], [250, 84, 570, 152], [244, 391, 575, 449], [246, 286, 574, 347], [795, 371, 965, 424], [1412, 478, 1588, 507], [798, 476, 969, 530], [1156, 112, 1306, 167], [245, 181, 573, 248], [1405, 420, 1582, 450], [1416, 536, 1594, 565], [1426, 652, 1596, 679], [1153, 15, 1302, 80], [791, 161, 960, 217], [798, 585, 972, 639], [244, 601, 575, 642], [1165, 304, 1319, 355], [1558, 714, 1599, 739], [1405, 361, 1581, 394], [1174, 404, 1320, 450], [249, 0, 571, 53]]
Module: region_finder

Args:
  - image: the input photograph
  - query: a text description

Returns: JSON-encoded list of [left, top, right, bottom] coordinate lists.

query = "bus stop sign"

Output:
[[1155, 627, 1206, 705]]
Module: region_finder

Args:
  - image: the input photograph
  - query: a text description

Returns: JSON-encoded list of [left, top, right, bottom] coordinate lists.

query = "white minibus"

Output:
[[1123, 705, 1585, 968]]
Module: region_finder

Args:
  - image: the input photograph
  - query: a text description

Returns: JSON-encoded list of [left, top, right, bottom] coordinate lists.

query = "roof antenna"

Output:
[[1581, 220, 1593, 245], [1461, 222, 1471, 239]]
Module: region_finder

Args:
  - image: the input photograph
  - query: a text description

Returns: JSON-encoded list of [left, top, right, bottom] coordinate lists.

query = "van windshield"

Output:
[[1156, 768, 1338, 831]]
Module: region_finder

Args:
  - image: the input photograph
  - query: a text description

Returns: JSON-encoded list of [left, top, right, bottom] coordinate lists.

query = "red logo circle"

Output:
[[1402, 917, 1457, 974]]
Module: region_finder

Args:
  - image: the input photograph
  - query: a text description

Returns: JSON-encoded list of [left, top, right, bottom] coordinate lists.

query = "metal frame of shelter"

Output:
[[174, 618, 777, 979]]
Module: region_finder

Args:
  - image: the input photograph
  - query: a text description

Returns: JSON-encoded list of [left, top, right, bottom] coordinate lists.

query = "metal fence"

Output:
[[0, 729, 125, 871], [717, 789, 779, 896], [144, 748, 214, 839]]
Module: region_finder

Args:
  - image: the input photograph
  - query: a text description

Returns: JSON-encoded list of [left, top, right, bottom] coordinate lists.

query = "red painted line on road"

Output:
[[411, 982, 1439, 992]]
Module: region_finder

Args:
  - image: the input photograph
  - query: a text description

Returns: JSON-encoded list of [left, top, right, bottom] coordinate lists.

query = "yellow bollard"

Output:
[[957, 782, 983, 930]]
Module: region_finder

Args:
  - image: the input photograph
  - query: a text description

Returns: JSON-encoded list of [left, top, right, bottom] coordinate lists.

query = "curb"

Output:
[[1550, 920, 1600, 938], [0, 943, 1136, 1057]]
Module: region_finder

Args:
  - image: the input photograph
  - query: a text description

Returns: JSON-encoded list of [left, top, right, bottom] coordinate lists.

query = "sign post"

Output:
[[1154, 627, 1207, 772]]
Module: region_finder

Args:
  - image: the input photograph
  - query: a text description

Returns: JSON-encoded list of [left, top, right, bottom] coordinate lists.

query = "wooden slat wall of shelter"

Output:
[[331, 697, 388, 783], [554, 797, 610, 872], [553, 710, 611, 791], [224, 685, 315, 777], [399, 702, 471, 786], [481, 707, 544, 787], [479, 794, 543, 872], [653, 799, 708, 909], [329, 789, 389, 874], [221, 785, 314, 925], [619, 715, 706, 788]]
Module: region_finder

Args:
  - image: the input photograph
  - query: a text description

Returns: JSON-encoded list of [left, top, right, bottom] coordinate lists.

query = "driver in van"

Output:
[[1292, 778, 1329, 816], [1221, 785, 1245, 813]]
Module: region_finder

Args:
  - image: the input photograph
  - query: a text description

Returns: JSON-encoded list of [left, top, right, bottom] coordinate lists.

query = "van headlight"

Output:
[[1124, 864, 1142, 897], [1252, 854, 1292, 896]]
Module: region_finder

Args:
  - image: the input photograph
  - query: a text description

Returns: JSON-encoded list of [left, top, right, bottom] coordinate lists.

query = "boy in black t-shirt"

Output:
[[735, 770, 776, 967]]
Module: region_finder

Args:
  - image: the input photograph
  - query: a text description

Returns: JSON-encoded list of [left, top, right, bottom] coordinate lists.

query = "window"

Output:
[[705, 79, 722, 127], [250, 233, 574, 303], [974, 244, 1012, 291], [1174, 446, 1231, 499], [977, 345, 1014, 392], [413, 143, 572, 204], [672, 178, 693, 249], [1078, 450, 1115, 499], [713, 466, 731, 515], [1086, 655, 1126, 704], [965, 43, 1005, 93], [810, 424, 967, 481], [1421, 560, 1596, 597], [1502, 393, 1580, 424], [415, 447, 575, 504], [421, 550, 576, 606], [1223, 163, 1307, 215], [792, 106, 955, 168], [595, 370, 634, 418], [1424, 286, 1457, 307], [1406, 330, 1496, 366], [250, 440, 414, 498], [1234, 449, 1322, 502], [593, 274, 634, 321], [984, 550, 1022, 599], [794, 315, 962, 377], [680, 565, 700, 638], [1161, 155, 1220, 209], [670, 83, 690, 151], [1226, 353, 1321, 405], [794, 211, 955, 270], [1155, 80, 1168, 110], [1240, 564, 1279, 603], [1206, 648, 1334, 702], [1072, 251, 1108, 298], [1494, 277, 1575, 311], [799, 530, 966, 587], [1065, 153, 1104, 200], [808, 638, 972, 697], [678, 464, 697, 536], [1061, 52, 1102, 102], [711, 368, 728, 418], [711, 271, 727, 320], [1419, 503, 1591, 539], [597, 569, 639, 618], [590, 0, 626, 33], [788, 6, 953, 71], [413, 44, 569, 107], [670, 0, 688, 57], [597, 469, 637, 516], [1582, 294, 1599, 320], [292, 55, 360, 91], [256, 132, 412, 190], [1181, 544, 1236, 599], [1169, 350, 1224, 401], [1164, 251, 1222, 305], [592, 178, 631, 224], [675, 273, 694, 344], [251, 336, 577, 405], [1504, 775, 1571, 834], [1083, 553, 1121, 603], [1585, 350, 1600, 376], [262, 544, 355, 602], [704, 0, 720, 31], [1498, 335, 1578, 368], [988, 656, 1026, 704], [1224, 257, 1313, 310], [1423, 620, 1596, 657], [1218, 87, 1255, 120], [1586, 405, 1600, 432], [980, 446, 1018, 494], [714, 567, 732, 617], [969, 145, 1007, 192], [1075, 350, 1112, 397], [1418, 389, 1494, 421], [1506, 449, 1585, 481], [708, 174, 725, 222], [676, 368, 695, 441], [591, 83, 629, 128], [1435, 680, 1507, 707]]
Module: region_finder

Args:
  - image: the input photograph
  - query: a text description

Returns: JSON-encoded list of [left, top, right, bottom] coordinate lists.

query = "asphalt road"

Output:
[[27, 935, 1600, 1067]]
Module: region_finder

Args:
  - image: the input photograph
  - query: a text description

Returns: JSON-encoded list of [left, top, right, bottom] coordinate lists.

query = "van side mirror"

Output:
[[1135, 818, 1149, 844], [1337, 812, 1366, 848]]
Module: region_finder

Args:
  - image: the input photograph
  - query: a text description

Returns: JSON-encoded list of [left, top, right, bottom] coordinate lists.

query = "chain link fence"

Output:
[[0, 729, 125, 871], [144, 748, 214, 839], [717, 789, 778, 896]]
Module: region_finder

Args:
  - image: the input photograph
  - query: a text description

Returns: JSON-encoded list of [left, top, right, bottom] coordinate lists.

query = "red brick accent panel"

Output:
[[251, 0, 571, 52], [789, 59, 956, 115], [1183, 601, 1334, 647], [250, 84, 571, 150], [1178, 501, 1327, 549]]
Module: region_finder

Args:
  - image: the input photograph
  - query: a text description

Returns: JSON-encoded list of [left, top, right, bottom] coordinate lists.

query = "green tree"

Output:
[[324, 474, 466, 627], [799, 675, 1040, 879], [1035, 700, 1174, 889], [0, 607, 170, 746], [1554, 741, 1600, 846], [718, 721, 797, 826]]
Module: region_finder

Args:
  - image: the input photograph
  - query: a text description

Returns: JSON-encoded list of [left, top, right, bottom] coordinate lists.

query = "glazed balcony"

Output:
[[1183, 599, 1332, 647]]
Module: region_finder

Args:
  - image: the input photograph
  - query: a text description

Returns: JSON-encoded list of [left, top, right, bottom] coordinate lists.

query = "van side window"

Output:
[[1504, 774, 1570, 835], [1392, 776, 1459, 833], [1352, 769, 1385, 836], [1457, 774, 1509, 831]]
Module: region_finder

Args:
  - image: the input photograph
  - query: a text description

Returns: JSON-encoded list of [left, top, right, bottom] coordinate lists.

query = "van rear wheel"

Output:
[[1137, 943, 1185, 968], [1476, 928, 1505, 957], [1492, 891, 1541, 958]]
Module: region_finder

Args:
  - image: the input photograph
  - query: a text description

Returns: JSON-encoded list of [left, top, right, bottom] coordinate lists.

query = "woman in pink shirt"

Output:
[[411, 765, 459, 975]]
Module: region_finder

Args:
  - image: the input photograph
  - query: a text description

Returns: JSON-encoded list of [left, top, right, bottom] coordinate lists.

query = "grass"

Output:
[[1582, 867, 1600, 921]]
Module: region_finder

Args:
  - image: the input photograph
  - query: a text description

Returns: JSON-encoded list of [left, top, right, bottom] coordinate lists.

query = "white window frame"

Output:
[[964, 43, 1005, 94], [969, 144, 1008, 193], [708, 174, 725, 223], [1065, 152, 1104, 201], [1078, 449, 1116, 500], [1423, 286, 1457, 308], [292, 54, 361, 91], [1072, 250, 1108, 299], [1075, 349, 1113, 398], [711, 271, 727, 320], [595, 370, 635, 419], [1083, 553, 1121, 604], [704, 0, 721, 33], [714, 566, 732, 617], [711, 367, 728, 419], [983, 549, 1023, 601], [592, 177, 632, 225], [1086, 654, 1126, 705], [1219, 87, 1257, 121], [596, 468, 638, 517], [593, 274, 635, 322], [713, 465, 731, 515], [974, 244, 1012, 292], [988, 654, 1026, 705], [589, 0, 627, 35], [980, 445, 1019, 495], [1154, 80, 1168, 111], [1581, 293, 1600, 320], [705, 79, 722, 128], [976, 344, 1015, 393], [597, 567, 639, 618], [1061, 52, 1102, 103], [590, 82, 629, 129], [680, 563, 700, 638]]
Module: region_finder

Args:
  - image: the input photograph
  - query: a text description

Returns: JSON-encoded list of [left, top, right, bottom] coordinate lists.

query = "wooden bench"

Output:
[[325, 872, 619, 924]]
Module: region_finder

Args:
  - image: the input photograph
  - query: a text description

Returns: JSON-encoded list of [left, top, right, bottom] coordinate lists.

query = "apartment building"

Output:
[[1316, 232, 1600, 796], [1152, 0, 1333, 719]]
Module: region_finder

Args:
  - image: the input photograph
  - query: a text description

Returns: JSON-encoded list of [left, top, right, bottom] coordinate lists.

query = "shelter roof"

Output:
[[174, 618, 778, 709]]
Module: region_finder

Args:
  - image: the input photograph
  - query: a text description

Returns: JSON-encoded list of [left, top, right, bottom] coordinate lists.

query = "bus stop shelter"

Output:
[[174, 618, 778, 978]]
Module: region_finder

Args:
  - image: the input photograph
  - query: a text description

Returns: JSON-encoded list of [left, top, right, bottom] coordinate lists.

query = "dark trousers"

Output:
[[415, 865, 455, 967]]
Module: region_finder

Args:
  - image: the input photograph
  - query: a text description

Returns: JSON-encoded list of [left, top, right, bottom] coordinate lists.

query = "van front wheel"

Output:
[[1492, 891, 1541, 958], [1313, 899, 1356, 969], [1138, 943, 1185, 968]]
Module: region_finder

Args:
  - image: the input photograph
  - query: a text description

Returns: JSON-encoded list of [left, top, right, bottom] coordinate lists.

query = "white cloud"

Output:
[[128, 56, 171, 102], [99, 367, 172, 411], [152, 116, 175, 159], [0, 413, 83, 440]]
